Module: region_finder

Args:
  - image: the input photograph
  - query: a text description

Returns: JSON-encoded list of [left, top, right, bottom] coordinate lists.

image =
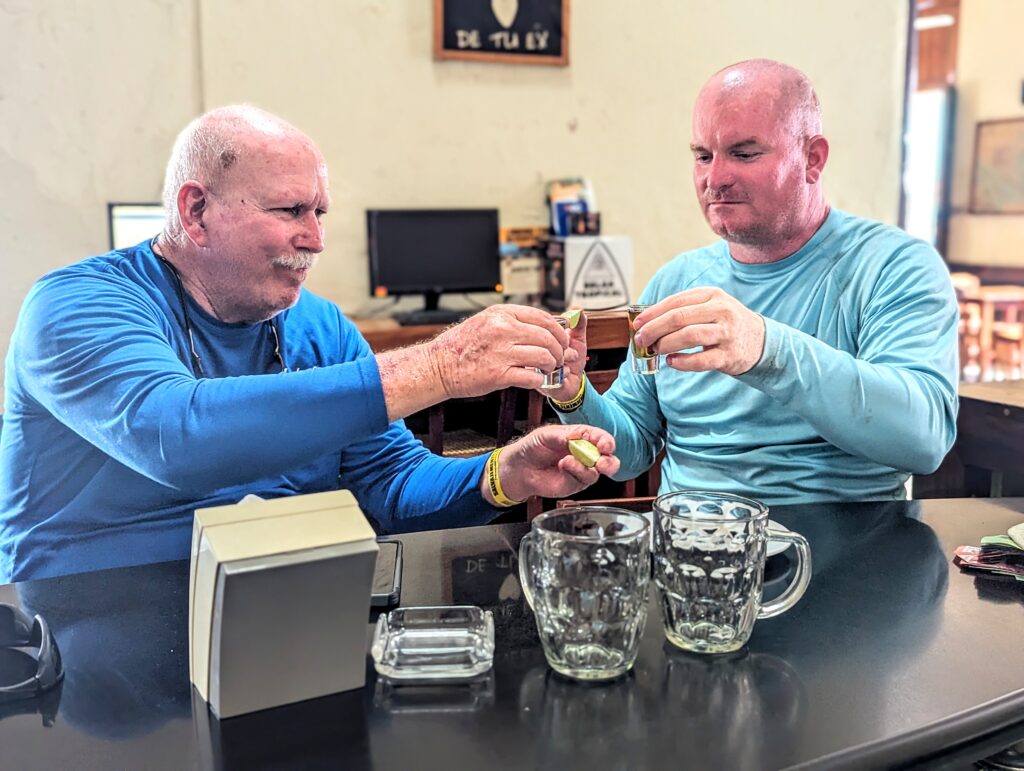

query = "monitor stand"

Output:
[[392, 292, 471, 326]]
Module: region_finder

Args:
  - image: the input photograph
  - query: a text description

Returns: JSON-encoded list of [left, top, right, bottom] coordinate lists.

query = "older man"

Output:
[[0, 106, 618, 582], [547, 58, 958, 504]]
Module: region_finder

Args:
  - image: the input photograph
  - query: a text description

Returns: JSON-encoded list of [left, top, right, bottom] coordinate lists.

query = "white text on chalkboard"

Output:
[[455, 28, 550, 51]]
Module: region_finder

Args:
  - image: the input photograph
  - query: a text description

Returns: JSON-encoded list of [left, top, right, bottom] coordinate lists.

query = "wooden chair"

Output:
[[355, 318, 519, 457], [992, 323, 1024, 382], [556, 496, 655, 513], [959, 299, 983, 383], [425, 389, 519, 457], [957, 285, 1024, 380], [950, 271, 981, 299]]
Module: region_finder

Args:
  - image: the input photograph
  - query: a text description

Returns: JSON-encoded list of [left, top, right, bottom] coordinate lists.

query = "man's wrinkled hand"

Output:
[[632, 287, 766, 376], [427, 305, 574, 399]]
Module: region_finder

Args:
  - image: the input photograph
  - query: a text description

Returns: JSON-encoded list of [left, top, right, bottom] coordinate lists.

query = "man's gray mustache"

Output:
[[272, 251, 319, 270]]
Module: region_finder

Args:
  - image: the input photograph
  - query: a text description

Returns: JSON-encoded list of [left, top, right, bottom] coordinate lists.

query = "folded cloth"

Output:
[[1009, 522, 1024, 550]]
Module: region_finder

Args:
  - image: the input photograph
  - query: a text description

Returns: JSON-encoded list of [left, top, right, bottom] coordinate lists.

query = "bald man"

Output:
[[546, 59, 959, 505], [0, 105, 620, 582]]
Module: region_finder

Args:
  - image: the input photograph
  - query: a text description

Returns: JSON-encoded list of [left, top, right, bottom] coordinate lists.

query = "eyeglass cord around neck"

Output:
[[152, 240, 286, 378]]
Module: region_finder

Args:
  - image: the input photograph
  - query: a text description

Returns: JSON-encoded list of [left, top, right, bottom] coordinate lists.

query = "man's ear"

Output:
[[177, 182, 210, 246], [805, 135, 829, 184]]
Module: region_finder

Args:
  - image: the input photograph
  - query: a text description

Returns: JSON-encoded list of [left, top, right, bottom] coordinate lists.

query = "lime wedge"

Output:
[[568, 438, 601, 468], [561, 308, 583, 329]]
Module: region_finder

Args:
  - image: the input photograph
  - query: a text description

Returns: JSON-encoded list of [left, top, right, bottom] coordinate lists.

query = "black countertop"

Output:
[[1, 498, 1023, 770]]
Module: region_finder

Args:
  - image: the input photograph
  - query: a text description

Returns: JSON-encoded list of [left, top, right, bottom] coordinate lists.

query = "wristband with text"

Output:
[[548, 376, 587, 413], [485, 447, 524, 507]]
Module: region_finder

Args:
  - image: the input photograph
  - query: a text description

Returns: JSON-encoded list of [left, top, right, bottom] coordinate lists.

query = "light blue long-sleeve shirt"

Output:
[[558, 209, 959, 505], [0, 240, 496, 582]]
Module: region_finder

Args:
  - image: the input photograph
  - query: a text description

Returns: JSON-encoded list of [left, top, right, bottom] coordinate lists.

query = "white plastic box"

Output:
[[189, 490, 378, 718]]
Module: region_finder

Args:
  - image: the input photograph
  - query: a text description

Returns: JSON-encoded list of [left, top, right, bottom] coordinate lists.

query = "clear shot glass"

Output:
[[627, 304, 661, 375], [538, 316, 569, 390]]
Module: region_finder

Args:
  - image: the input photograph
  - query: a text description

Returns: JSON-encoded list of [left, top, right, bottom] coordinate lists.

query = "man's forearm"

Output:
[[377, 342, 451, 422], [740, 320, 958, 473]]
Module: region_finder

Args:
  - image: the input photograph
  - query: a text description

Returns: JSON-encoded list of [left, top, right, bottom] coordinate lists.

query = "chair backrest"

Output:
[[584, 310, 631, 350], [555, 496, 655, 513]]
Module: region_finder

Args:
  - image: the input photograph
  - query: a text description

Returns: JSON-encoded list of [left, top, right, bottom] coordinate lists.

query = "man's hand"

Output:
[[429, 305, 575, 398], [540, 311, 588, 402], [482, 424, 620, 505], [633, 287, 766, 376], [378, 305, 575, 421]]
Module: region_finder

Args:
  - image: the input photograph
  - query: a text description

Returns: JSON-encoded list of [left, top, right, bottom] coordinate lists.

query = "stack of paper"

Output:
[[189, 489, 379, 718]]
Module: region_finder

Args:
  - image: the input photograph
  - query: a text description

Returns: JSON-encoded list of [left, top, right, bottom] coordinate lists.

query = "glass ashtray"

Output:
[[371, 605, 495, 682]]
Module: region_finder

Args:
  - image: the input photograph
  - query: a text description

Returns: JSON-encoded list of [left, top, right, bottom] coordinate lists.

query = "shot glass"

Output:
[[627, 304, 660, 375], [537, 317, 569, 390]]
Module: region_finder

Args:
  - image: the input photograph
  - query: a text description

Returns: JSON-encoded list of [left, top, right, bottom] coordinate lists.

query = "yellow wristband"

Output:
[[485, 447, 523, 507], [549, 376, 587, 413]]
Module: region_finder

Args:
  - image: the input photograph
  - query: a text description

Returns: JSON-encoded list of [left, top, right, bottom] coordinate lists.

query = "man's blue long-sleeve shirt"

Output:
[[0, 241, 495, 582], [558, 209, 959, 505]]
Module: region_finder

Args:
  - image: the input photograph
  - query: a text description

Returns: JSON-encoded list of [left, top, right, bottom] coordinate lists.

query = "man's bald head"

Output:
[[160, 105, 316, 244], [689, 59, 830, 261], [698, 59, 822, 141]]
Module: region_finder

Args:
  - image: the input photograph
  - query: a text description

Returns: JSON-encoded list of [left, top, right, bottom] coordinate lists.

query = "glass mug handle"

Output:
[[758, 532, 812, 619], [518, 534, 536, 610]]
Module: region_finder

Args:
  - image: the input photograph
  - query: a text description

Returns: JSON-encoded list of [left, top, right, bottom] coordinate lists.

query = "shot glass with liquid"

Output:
[[538, 316, 569, 390], [627, 304, 660, 375]]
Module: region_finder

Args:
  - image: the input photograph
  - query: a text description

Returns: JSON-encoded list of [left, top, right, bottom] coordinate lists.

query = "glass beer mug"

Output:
[[519, 506, 650, 681], [652, 491, 811, 655]]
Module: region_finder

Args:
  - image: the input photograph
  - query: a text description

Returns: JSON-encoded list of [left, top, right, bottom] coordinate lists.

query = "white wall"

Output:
[[946, 0, 1024, 267], [0, 0, 909, 373], [0, 0, 200, 369]]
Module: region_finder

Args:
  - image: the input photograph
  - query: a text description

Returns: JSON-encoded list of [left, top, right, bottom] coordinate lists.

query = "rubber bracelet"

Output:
[[485, 447, 524, 507], [549, 375, 587, 413]]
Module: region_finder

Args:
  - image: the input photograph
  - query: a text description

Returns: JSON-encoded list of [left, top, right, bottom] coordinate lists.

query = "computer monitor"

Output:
[[108, 202, 166, 250], [367, 208, 501, 312]]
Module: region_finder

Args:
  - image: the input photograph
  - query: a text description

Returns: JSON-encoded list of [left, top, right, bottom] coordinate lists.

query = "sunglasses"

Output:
[[0, 603, 64, 701]]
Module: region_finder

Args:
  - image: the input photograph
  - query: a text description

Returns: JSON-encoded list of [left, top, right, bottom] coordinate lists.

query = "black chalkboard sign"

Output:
[[433, 0, 569, 66]]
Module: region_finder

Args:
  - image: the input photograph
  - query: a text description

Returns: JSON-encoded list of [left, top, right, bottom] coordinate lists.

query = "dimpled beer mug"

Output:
[[519, 507, 650, 681], [626, 304, 660, 375], [653, 492, 811, 654]]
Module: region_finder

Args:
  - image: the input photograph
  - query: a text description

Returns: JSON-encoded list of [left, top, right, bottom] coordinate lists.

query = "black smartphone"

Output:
[[371, 539, 402, 609]]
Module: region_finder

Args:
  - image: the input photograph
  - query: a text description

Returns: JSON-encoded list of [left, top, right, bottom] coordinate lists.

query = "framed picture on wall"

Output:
[[969, 118, 1024, 214], [433, 0, 569, 66]]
